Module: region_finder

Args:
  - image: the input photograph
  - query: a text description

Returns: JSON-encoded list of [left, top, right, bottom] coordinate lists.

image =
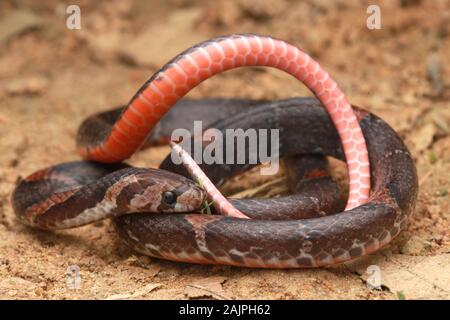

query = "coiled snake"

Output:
[[11, 35, 417, 268]]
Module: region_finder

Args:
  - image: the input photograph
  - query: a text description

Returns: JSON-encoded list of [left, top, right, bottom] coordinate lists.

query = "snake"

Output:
[[11, 34, 418, 268]]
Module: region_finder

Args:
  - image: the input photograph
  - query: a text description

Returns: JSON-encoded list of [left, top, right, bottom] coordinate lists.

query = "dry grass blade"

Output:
[[229, 177, 288, 199]]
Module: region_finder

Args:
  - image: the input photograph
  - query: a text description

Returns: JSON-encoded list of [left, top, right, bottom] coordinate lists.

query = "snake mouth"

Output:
[[172, 182, 206, 213]]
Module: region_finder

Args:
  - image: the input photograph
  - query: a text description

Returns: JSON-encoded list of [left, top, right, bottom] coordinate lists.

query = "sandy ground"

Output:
[[0, 0, 449, 300]]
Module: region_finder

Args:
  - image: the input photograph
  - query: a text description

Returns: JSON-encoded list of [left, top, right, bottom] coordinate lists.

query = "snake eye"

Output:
[[162, 191, 177, 205]]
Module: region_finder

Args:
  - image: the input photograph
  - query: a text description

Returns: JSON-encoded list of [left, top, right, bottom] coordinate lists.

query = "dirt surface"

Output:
[[0, 0, 449, 300]]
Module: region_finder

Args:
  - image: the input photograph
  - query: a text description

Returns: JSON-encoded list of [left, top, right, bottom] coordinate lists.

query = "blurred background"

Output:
[[0, 0, 448, 299]]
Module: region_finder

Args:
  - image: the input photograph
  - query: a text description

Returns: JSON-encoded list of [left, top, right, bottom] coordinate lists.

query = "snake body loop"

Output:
[[77, 34, 370, 209], [119, 99, 417, 268], [13, 98, 418, 268], [11, 35, 418, 268]]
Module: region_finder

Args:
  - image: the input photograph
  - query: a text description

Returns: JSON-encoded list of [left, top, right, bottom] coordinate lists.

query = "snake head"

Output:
[[129, 168, 206, 213]]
